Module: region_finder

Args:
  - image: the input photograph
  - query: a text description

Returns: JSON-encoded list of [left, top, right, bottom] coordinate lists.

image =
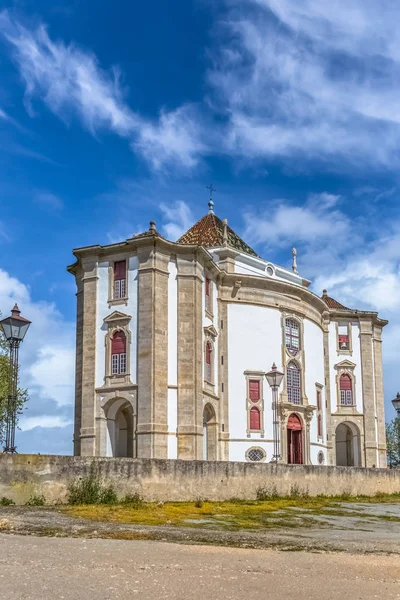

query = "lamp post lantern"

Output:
[[266, 363, 284, 462], [0, 304, 31, 453], [392, 393, 400, 417]]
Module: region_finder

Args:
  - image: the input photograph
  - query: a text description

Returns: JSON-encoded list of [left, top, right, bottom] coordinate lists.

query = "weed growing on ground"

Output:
[[256, 485, 280, 500], [121, 493, 144, 509], [194, 498, 203, 508], [68, 468, 118, 505], [0, 497, 15, 506], [25, 494, 45, 506]]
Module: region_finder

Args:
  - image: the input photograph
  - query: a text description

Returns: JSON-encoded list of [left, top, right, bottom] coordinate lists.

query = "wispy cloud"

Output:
[[0, 11, 208, 171], [243, 192, 350, 249], [35, 191, 64, 211], [0, 268, 75, 452], [160, 200, 194, 240]]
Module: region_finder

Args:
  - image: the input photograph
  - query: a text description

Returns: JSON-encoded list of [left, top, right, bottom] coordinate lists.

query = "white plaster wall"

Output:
[[168, 261, 178, 386], [167, 261, 178, 459], [229, 441, 274, 463], [95, 256, 139, 388], [167, 388, 178, 459], [227, 304, 282, 458], [303, 319, 326, 453], [202, 273, 219, 391], [328, 322, 363, 414]]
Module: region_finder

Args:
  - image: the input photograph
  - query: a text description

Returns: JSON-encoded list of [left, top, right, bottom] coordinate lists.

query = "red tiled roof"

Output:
[[321, 291, 351, 310], [178, 212, 258, 257]]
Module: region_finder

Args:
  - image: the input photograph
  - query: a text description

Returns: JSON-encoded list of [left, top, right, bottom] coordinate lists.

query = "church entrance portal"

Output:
[[105, 399, 135, 458], [287, 414, 303, 464], [203, 403, 217, 460], [335, 422, 360, 466]]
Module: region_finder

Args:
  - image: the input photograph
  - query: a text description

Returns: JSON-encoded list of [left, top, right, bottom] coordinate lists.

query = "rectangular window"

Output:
[[338, 324, 350, 351], [249, 379, 260, 402], [111, 354, 119, 375], [114, 260, 127, 299], [316, 386, 323, 439], [245, 373, 264, 436], [205, 277, 212, 313], [340, 389, 353, 406], [119, 353, 127, 374]]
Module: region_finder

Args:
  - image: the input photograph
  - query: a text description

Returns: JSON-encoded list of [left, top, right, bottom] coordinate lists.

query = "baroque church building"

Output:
[[68, 202, 388, 468]]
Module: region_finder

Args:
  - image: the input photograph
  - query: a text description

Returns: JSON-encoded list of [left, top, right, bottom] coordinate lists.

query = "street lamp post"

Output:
[[0, 304, 31, 454], [266, 363, 284, 462], [392, 393, 400, 417]]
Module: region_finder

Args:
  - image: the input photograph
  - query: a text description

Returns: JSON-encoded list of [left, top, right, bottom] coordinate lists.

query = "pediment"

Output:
[[204, 324, 218, 338], [103, 311, 132, 324], [334, 359, 356, 370]]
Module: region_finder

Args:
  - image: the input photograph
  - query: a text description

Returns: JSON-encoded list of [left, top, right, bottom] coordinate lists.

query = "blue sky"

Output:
[[1, 0, 400, 454]]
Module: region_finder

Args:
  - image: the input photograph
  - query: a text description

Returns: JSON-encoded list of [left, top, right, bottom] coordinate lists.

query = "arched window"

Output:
[[205, 341, 212, 382], [111, 331, 127, 375], [285, 318, 300, 355], [249, 407, 261, 431], [340, 374, 353, 406], [287, 361, 301, 404]]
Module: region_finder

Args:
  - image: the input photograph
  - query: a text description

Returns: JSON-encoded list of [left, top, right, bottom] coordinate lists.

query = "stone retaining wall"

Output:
[[0, 455, 398, 504]]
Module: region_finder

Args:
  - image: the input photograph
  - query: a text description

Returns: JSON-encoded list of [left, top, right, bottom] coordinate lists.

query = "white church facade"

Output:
[[68, 202, 388, 468]]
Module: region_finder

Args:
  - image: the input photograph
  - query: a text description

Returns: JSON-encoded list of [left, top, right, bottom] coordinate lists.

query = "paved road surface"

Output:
[[0, 534, 399, 600]]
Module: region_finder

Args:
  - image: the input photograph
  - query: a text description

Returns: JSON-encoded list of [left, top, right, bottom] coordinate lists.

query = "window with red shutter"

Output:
[[249, 407, 261, 431], [114, 260, 127, 299], [340, 374, 353, 405], [111, 331, 127, 375], [249, 380, 260, 402]]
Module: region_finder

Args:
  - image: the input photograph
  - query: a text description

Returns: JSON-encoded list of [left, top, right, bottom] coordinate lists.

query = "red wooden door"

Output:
[[287, 414, 303, 464]]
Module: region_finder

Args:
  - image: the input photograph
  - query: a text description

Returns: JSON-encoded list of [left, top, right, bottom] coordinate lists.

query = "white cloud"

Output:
[[243, 192, 350, 248], [0, 269, 75, 429], [35, 191, 64, 211], [160, 200, 194, 240], [19, 415, 72, 432], [206, 1, 400, 168], [0, 107, 7, 119], [0, 11, 207, 171]]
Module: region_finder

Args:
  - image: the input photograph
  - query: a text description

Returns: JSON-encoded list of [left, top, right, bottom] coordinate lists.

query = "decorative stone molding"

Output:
[[333, 359, 358, 414], [102, 311, 132, 388], [244, 370, 266, 438]]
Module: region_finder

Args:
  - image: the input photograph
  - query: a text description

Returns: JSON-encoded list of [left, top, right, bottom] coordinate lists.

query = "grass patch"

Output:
[[62, 491, 400, 531]]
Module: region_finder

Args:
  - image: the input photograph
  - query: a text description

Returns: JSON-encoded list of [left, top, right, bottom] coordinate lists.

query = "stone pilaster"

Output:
[[218, 296, 230, 460], [176, 254, 203, 459], [322, 313, 334, 465], [360, 319, 379, 467], [79, 258, 98, 456], [136, 243, 169, 458], [373, 326, 387, 467], [73, 277, 83, 456]]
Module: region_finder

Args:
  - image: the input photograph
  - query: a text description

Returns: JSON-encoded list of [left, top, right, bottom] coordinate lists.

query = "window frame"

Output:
[[316, 383, 323, 440], [287, 361, 301, 405], [205, 275, 213, 318], [336, 322, 353, 355], [244, 371, 265, 437], [285, 318, 301, 356], [108, 258, 129, 307]]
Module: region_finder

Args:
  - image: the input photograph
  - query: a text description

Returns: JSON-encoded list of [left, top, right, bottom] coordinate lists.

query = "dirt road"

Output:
[[0, 534, 399, 600]]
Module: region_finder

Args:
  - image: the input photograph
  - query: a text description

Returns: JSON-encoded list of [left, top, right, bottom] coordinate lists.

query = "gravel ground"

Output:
[[0, 534, 399, 600], [0, 503, 400, 553]]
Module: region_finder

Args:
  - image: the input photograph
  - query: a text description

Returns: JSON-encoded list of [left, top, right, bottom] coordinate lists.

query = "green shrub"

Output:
[[25, 494, 45, 506], [67, 469, 118, 505], [194, 498, 203, 508], [256, 485, 279, 500], [0, 497, 15, 506], [289, 484, 309, 499], [121, 493, 144, 509]]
